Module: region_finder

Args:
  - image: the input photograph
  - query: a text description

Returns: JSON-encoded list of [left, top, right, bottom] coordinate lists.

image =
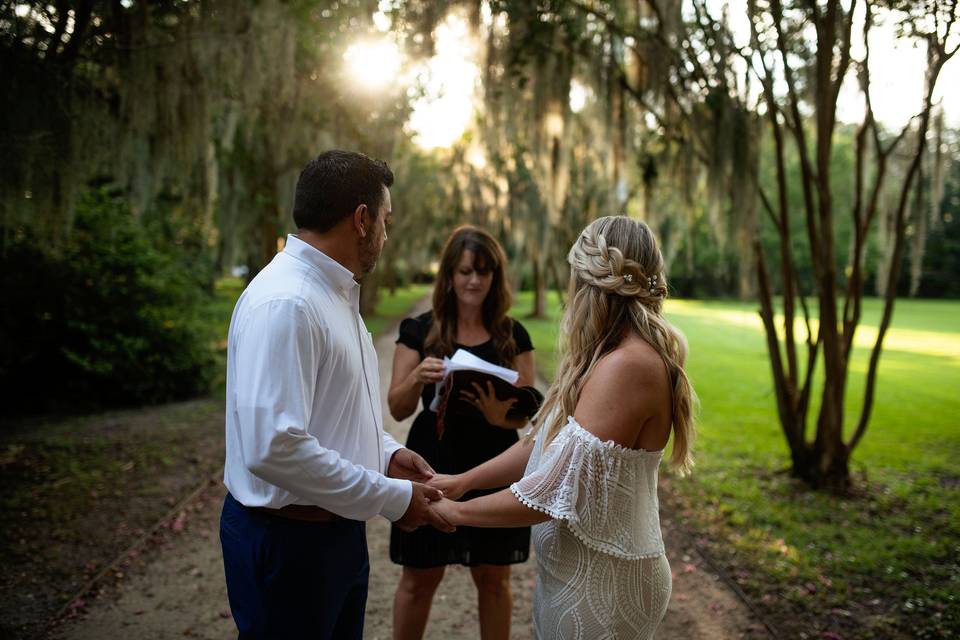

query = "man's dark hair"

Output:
[[292, 150, 394, 233]]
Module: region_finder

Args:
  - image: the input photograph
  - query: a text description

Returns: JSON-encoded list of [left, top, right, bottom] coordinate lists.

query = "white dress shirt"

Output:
[[223, 234, 412, 521]]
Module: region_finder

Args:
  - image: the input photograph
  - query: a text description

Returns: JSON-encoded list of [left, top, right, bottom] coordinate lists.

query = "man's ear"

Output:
[[352, 204, 369, 238]]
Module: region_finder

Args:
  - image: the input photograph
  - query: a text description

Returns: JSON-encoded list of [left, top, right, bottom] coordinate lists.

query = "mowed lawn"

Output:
[[513, 291, 960, 639], [364, 284, 433, 336]]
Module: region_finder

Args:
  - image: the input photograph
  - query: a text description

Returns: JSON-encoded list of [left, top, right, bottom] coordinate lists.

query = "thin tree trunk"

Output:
[[909, 159, 926, 297], [360, 271, 380, 318], [530, 256, 547, 319], [755, 239, 802, 455]]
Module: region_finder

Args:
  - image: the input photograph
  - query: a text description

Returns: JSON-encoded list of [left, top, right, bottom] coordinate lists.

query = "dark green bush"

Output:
[[0, 189, 216, 416]]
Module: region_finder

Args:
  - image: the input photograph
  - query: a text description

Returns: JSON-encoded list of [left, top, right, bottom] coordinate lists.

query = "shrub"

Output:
[[0, 189, 216, 416]]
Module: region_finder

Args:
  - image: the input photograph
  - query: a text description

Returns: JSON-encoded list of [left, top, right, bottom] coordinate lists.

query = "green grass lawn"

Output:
[[512, 290, 565, 380], [364, 284, 433, 336], [512, 292, 960, 639]]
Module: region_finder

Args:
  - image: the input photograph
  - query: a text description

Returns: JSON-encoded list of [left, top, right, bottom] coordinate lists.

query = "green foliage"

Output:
[[0, 189, 217, 416], [377, 144, 460, 283], [754, 123, 862, 295], [667, 212, 740, 298], [513, 289, 563, 378], [918, 162, 960, 298]]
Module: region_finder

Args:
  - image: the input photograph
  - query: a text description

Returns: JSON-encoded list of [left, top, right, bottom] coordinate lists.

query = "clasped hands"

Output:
[[388, 447, 460, 533]]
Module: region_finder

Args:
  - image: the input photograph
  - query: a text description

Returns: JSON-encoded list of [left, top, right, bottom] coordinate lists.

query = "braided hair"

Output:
[[530, 216, 696, 473]]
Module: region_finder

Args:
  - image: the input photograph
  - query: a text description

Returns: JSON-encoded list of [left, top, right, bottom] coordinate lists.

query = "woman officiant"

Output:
[[387, 225, 539, 640]]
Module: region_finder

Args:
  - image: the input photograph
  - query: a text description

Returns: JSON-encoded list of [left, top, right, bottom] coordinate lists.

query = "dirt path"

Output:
[[51, 303, 770, 639]]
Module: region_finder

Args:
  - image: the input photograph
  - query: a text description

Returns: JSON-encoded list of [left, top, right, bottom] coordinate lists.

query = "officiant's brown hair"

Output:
[[424, 226, 517, 366]]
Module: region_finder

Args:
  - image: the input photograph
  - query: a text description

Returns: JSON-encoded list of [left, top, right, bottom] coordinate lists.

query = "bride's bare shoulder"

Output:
[[595, 338, 667, 385], [573, 340, 669, 447]]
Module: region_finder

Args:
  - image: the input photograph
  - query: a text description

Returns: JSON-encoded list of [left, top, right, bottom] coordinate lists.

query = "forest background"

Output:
[[1, 1, 959, 639]]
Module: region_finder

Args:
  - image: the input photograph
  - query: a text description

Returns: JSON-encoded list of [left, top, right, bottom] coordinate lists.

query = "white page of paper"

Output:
[[429, 348, 519, 411]]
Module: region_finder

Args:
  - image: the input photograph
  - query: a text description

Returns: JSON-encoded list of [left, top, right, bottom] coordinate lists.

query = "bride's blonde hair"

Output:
[[529, 216, 696, 473]]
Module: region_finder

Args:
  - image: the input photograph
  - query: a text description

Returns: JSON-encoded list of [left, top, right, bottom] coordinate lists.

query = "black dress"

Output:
[[389, 312, 534, 567]]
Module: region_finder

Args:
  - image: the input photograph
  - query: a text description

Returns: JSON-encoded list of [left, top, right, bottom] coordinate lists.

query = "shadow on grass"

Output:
[[663, 465, 959, 640]]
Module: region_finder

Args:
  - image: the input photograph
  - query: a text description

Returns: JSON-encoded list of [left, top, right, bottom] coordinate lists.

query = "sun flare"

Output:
[[407, 12, 480, 149], [343, 38, 403, 92]]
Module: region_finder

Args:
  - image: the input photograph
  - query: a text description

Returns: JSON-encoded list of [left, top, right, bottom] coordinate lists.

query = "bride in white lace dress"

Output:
[[431, 216, 696, 639]]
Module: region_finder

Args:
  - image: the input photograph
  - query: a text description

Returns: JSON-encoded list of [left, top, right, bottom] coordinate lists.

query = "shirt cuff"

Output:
[[379, 477, 413, 522], [383, 434, 404, 471]]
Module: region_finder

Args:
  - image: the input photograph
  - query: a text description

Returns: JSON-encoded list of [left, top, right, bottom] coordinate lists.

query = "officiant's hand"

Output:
[[462, 381, 518, 428], [388, 447, 435, 483], [410, 357, 446, 386], [427, 473, 470, 501]]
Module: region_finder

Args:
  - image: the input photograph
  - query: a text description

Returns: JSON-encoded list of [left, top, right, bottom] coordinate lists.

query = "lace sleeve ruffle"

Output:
[[510, 417, 664, 559]]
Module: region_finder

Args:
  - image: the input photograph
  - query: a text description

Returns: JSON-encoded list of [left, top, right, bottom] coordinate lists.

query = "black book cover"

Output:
[[434, 370, 543, 439]]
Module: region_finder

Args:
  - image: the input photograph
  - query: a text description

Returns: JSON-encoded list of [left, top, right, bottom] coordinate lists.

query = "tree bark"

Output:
[[530, 255, 547, 319]]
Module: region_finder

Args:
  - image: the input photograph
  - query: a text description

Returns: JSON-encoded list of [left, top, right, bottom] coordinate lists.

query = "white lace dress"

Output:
[[510, 416, 672, 639]]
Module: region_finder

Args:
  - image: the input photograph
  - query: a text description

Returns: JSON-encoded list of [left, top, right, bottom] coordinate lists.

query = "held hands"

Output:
[[410, 357, 445, 386], [387, 448, 435, 483], [427, 473, 470, 501], [460, 381, 518, 428], [395, 482, 456, 533], [431, 497, 462, 528]]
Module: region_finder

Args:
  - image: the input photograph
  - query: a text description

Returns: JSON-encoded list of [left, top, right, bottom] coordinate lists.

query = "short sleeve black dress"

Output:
[[389, 312, 534, 567]]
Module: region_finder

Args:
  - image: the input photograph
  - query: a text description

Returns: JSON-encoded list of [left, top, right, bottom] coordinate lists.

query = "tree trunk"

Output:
[[875, 208, 893, 297], [246, 188, 279, 283], [909, 160, 926, 297], [736, 239, 756, 300], [530, 255, 547, 319], [360, 271, 380, 318], [793, 438, 850, 492]]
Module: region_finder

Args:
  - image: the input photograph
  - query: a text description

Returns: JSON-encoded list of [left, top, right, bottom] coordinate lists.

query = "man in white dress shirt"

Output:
[[220, 150, 453, 639]]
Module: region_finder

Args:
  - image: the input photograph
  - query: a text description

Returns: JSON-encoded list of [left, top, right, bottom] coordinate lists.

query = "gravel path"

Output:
[[51, 302, 770, 639]]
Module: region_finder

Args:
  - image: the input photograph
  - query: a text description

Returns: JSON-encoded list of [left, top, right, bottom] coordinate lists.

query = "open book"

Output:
[[430, 349, 543, 438]]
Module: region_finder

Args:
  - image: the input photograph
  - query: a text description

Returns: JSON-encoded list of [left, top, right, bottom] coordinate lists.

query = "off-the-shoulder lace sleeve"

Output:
[[510, 417, 665, 559]]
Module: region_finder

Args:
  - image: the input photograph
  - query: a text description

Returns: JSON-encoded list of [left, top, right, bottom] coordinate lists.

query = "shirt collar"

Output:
[[284, 234, 358, 294]]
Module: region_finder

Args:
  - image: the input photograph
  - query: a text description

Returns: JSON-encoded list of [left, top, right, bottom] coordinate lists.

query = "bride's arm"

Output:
[[435, 488, 552, 528], [428, 437, 534, 499], [439, 346, 666, 528]]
